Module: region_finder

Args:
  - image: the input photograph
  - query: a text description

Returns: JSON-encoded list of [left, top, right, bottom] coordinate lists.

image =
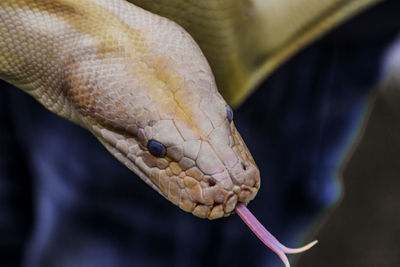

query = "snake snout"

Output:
[[189, 158, 260, 220], [232, 160, 260, 202]]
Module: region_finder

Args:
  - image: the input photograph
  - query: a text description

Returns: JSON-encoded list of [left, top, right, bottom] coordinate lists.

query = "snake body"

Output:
[[1, 0, 322, 265]]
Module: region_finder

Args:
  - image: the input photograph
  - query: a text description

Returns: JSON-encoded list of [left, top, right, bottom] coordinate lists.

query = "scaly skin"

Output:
[[0, 0, 260, 219], [129, 0, 382, 106]]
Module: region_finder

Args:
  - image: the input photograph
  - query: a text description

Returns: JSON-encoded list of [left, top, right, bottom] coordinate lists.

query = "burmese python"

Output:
[[1, 0, 381, 266]]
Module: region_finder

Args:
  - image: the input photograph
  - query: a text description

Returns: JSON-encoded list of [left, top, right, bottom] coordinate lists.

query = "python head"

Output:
[[61, 3, 260, 219], [82, 80, 261, 220]]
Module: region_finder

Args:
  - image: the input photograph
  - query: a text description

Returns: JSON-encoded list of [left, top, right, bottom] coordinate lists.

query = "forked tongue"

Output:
[[235, 204, 318, 267]]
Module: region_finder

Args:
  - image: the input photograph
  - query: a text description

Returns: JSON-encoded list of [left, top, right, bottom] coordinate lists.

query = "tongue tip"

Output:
[[283, 239, 318, 254]]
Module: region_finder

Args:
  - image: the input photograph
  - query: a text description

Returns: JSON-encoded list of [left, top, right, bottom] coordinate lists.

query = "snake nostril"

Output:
[[207, 178, 216, 187], [241, 161, 248, 171]]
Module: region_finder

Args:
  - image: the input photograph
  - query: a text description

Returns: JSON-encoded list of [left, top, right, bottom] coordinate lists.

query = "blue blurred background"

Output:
[[1, 1, 400, 267]]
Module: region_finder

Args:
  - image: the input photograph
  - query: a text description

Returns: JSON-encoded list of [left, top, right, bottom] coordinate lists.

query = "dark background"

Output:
[[297, 89, 400, 267], [1, 1, 400, 267]]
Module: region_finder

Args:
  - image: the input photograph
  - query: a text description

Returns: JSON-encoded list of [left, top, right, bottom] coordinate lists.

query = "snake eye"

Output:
[[226, 104, 233, 123], [147, 140, 166, 157]]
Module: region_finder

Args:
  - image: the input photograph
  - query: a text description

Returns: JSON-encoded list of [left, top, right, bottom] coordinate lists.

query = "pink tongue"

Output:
[[235, 204, 318, 267]]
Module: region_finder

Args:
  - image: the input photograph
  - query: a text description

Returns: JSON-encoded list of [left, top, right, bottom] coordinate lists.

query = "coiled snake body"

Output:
[[0, 0, 318, 265]]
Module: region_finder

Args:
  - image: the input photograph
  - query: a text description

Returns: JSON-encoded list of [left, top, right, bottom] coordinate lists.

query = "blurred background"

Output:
[[1, 1, 400, 267], [297, 1, 400, 265], [297, 85, 400, 267]]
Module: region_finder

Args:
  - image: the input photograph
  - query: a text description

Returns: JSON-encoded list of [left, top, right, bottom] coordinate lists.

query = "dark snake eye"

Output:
[[226, 104, 233, 123], [147, 140, 166, 157]]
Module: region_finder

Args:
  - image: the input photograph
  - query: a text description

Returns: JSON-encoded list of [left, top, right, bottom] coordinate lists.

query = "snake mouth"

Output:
[[190, 181, 259, 219]]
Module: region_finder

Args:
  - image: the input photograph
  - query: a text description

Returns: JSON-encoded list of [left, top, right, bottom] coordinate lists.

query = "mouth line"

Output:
[[191, 201, 234, 219]]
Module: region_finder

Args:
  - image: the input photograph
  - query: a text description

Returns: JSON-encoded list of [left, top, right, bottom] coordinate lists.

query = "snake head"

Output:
[[138, 94, 261, 219], [82, 83, 260, 219], [63, 5, 260, 219], [73, 74, 260, 219]]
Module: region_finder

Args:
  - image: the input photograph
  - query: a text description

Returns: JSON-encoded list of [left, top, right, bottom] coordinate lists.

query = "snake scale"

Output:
[[3, 0, 385, 265]]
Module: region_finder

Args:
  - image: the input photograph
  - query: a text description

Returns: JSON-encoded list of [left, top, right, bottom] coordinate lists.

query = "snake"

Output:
[[7, 0, 391, 265]]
